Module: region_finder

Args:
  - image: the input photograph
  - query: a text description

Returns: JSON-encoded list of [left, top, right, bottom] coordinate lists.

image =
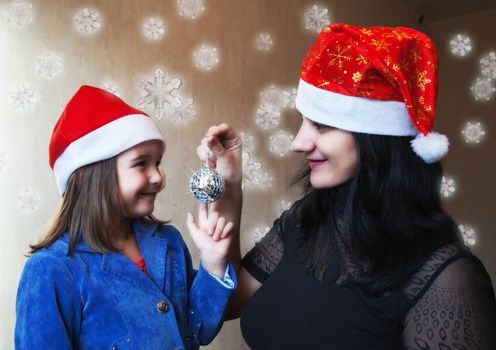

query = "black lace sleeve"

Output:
[[402, 256, 496, 349], [241, 202, 299, 283]]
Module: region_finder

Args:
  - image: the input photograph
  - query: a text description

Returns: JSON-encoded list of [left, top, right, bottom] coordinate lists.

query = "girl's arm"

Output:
[[15, 253, 80, 349]]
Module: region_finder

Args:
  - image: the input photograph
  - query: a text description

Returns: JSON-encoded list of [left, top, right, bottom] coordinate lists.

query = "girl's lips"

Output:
[[308, 159, 327, 168]]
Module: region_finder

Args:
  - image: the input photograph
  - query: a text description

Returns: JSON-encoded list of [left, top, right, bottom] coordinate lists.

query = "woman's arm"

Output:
[[198, 124, 263, 318], [402, 257, 496, 349]]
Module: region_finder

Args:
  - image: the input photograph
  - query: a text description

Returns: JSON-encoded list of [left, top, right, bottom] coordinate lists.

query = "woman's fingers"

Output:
[[198, 137, 218, 168]]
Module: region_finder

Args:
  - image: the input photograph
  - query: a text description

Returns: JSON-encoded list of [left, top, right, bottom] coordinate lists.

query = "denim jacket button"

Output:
[[156, 300, 169, 313]]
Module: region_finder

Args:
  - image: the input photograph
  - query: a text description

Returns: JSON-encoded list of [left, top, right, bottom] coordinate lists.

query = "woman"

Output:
[[199, 24, 496, 349]]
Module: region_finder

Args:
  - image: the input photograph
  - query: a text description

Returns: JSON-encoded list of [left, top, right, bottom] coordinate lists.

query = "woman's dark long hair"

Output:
[[294, 132, 462, 296]]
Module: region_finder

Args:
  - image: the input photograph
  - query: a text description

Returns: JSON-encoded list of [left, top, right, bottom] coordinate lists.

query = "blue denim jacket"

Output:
[[15, 219, 236, 350]]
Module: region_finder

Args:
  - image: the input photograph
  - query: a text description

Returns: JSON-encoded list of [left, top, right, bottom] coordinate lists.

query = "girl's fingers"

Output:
[[198, 203, 208, 230], [220, 221, 234, 239], [186, 212, 197, 233], [206, 210, 219, 235], [212, 217, 226, 241]]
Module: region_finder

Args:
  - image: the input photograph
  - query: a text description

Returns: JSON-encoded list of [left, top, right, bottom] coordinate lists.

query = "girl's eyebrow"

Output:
[[130, 152, 163, 162], [128, 153, 149, 161]]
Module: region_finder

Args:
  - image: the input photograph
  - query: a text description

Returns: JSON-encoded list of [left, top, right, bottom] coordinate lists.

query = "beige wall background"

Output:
[[0, 1, 494, 349]]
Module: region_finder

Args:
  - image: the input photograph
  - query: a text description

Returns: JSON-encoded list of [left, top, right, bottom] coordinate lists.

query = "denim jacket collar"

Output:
[[61, 219, 169, 295]]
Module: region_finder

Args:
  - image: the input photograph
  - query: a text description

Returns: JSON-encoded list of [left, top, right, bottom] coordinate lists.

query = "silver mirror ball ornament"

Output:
[[189, 166, 225, 203]]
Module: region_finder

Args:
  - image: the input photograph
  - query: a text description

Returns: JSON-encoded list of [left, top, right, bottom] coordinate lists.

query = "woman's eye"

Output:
[[135, 161, 146, 167], [312, 121, 327, 130]]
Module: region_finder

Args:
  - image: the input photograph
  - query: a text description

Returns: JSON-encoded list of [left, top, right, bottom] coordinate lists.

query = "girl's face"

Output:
[[291, 117, 358, 189], [116, 140, 165, 219]]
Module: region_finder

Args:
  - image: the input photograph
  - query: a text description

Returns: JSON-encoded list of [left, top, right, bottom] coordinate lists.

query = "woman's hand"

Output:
[[198, 123, 242, 186], [186, 203, 234, 278]]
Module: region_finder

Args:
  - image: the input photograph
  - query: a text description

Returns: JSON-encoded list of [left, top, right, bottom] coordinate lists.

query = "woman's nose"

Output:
[[291, 125, 314, 153]]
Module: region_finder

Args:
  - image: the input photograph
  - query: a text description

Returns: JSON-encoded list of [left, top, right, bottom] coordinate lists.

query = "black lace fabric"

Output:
[[242, 221, 284, 283], [242, 203, 496, 348], [402, 252, 496, 349]]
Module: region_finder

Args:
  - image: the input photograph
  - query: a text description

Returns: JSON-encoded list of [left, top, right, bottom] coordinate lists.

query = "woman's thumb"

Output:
[[208, 137, 225, 157]]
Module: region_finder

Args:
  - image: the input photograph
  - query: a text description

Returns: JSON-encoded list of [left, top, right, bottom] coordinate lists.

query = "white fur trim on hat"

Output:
[[410, 132, 449, 164], [53, 114, 164, 195], [296, 79, 417, 136]]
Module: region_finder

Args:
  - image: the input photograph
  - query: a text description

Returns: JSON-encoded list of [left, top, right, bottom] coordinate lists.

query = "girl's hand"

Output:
[[186, 203, 234, 278], [197, 123, 242, 186]]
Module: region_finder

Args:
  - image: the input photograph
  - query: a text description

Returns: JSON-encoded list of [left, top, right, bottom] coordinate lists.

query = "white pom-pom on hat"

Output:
[[410, 132, 449, 164]]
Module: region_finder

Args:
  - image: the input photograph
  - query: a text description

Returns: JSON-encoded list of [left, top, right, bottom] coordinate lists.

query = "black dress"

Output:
[[240, 199, 496, 350]]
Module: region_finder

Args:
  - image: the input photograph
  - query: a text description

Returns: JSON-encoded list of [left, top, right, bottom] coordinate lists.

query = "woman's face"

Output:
[[291, 117, 358, 189]]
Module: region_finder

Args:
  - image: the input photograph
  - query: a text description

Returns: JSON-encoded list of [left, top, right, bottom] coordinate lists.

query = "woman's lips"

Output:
[[308, 159, 327, 168]]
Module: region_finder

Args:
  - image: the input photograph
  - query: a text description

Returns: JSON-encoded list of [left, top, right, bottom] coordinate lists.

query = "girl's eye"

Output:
[[135, 160, 146, 167]]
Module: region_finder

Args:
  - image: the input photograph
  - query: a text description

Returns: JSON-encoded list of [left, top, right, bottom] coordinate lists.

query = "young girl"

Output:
[[15, 85, 236, 350]]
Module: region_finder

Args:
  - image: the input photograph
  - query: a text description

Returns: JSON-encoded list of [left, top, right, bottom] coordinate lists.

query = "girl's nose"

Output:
[[149, 166, 164, 186]]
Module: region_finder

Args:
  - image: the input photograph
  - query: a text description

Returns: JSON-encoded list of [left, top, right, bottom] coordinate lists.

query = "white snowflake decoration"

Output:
[[255, 106, 281, 130], [136, 68, 196, 125], [169, 97, 197, 125], [303, 5, 331, 33], [193, 45, 220, 71], [4, 0, 33, 28], [480, 51, 496, 80], [36, 54, 62, 79], [449, 34, 472, 57], [470, 77, 495, 101], [143, 17, 166, 40], [440, 176, 456, 198], [177, 0, 205, 19], [73, 8, 102, 35], [260, 85, 288, 111], [269, 130, 294, 157], [256, 33, 274, 51], [461, 121, 486, 144], [255, 85, 297, 131], [240, 131, 255, 154], [17, 188, 42, 212], [282, 87, 297, 109], [0, 151, 7, 173], [102, 81, 120, 97], [277, 200, 292, 216], [136, 68, 181, 120], [10, 84, 37, 112], [458, 224, 476, 247], [250, 226, 270, 245], [242, 152, 273, 190]]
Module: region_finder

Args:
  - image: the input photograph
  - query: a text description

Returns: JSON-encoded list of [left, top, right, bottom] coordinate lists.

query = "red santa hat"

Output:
[[49, 85, 164, 195], [295, 23, 449, 163]]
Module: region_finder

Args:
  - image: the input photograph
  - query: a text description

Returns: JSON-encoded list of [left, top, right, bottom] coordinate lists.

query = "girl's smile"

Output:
[[116, 140, 165, 218]]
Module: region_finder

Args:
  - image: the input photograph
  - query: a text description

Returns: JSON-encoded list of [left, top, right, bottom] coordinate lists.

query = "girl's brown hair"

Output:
[[29, 157, 165, 256]]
